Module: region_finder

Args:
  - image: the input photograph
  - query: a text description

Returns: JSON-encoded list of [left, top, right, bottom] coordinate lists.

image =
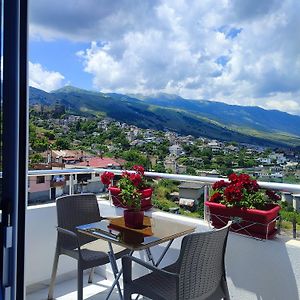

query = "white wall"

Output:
[[26, 201, 300, 300]]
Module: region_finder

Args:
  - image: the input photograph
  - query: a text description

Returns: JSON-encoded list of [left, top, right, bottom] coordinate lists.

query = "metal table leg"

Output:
[[155, 239, 174, 267], [145, 248, 155, 265], [106, 245, 134, 300]]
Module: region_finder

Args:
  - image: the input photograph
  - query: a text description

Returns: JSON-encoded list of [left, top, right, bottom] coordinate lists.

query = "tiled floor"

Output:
[[26, 273, 146, 300]]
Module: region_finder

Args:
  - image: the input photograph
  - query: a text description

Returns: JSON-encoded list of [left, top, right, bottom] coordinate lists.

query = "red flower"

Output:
[[130, 173, 142, 187], [228, 173, 239, 183], [245, 179, 259, 192], [265, 190, 281, 202], [209, 172, 279, 209], [133, 165, 145, 175], [210, 192, 223, 202], [238, 173, 251, 182], [212, 180, 229, 190], [100, 171, 114, 185], [224, 184, 243, 203]]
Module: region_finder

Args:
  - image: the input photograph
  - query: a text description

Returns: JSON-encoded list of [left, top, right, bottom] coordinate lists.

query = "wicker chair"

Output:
[[122, 222, 232, 300], [47, 193, 129, 300]]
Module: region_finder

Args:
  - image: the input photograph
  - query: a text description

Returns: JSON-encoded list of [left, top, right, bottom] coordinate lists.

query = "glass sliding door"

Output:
[[0, 0, 28, 299]]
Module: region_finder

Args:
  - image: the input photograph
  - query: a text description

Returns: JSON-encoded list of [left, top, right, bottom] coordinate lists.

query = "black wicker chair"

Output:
[[122, 221, 232, 300], [47, 193, 129, 300]]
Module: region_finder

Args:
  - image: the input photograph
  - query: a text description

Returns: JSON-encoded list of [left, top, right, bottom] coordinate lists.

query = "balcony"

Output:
[[25, 169, 300, 299], [50, 180, 65, 188]]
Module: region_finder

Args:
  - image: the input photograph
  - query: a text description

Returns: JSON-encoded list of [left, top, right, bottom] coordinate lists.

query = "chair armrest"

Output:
[[57, 227, 78, 239], [122, 255, 179, 283], [57, 227, 81, 252]]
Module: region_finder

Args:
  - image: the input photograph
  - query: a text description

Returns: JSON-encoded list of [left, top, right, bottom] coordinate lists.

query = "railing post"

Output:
[[69, 175, 73, 195], [282, 192, 293, 206], [203, 185, 209, 221], [292, 215, 297, 239], [277, 215, 281, 235], [292, 193, 300, 213]]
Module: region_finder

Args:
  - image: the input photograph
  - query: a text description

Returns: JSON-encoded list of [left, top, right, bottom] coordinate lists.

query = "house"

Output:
[[29, 163, 66, 203], [164, 158, 177, 173], [257, 157, 271, 165], [49, 149, 90, 164], [72, 156, 125, 169], [178, 182, 205, 211], [28, 174, 52, 203], [207, 140, 223, 152], [169, 144, 183, 156], [269, 153, 287, 165]]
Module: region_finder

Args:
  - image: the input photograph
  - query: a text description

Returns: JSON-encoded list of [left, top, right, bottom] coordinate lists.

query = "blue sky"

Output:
[[28, 0, 300, 115], [29, 40, 93, 90]]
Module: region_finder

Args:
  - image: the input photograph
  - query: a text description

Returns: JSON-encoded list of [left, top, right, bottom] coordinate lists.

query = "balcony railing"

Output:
[[25, 167, 300, 192], [24, 167, 300, 237]]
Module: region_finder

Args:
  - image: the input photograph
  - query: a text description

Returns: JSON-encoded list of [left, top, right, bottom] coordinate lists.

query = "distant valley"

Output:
[[29, 86, 300, 148]]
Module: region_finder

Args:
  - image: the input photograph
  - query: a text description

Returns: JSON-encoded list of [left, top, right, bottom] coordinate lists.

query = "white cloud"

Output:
[[29, 62, 65, 92], [30, 0, 300, 114], [265, 97, 300, 114]]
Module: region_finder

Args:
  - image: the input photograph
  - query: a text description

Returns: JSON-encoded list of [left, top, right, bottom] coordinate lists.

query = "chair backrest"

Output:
[[56, 193, 101, 249], [176, 222, 231, 300]]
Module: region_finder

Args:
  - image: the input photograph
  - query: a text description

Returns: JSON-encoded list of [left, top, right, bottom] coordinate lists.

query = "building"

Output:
[[169, 144, 183, 156], [178, 182, 205, 210]]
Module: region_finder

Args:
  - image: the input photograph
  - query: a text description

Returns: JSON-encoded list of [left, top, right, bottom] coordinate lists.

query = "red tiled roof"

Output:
[[63, 157, 78, 161], [74, 157, 125, 168]]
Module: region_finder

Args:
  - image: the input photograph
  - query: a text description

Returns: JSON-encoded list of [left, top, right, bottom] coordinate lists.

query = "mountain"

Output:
[[29, 86, 300, 147], [135, 93, 300, 136], [29, 86, 57, 105]]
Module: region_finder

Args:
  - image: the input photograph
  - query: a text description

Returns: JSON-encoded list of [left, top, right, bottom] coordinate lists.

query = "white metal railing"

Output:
[[22, 168, 300, 193]]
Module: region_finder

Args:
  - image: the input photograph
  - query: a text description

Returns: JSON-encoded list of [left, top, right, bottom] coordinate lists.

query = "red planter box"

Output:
[[205, 201, 281, 239], [109, 187, 153, 211]]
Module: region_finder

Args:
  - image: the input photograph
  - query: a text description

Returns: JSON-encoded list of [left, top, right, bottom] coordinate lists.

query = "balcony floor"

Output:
[[26, 272, 148, 300]]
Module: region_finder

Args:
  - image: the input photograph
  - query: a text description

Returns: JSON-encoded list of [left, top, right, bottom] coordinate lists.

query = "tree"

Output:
[[54, 137, 71, 150], [30, 153, 44, 164], [121, 149, 148, 167], [154, 162, 166, 173]]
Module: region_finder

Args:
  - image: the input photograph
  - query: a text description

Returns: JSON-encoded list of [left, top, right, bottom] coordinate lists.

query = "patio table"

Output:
[[77, 215, 196, 299]]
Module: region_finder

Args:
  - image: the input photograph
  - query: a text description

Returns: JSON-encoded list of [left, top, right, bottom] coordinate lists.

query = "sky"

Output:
[[28, 0, 300, 115]]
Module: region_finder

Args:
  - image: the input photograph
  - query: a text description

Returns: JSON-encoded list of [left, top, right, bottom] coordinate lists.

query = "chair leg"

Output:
[[88, 267, 95, 283], [123, 286, 132, 300], [47, 249, 60, 300], [78, 263, 83, 300]]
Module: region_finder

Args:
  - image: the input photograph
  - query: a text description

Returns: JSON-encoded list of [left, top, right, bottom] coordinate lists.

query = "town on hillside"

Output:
[[28, 104, 300, 207]]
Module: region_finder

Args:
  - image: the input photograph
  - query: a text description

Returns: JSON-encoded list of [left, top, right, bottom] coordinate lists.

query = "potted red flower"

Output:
[[205, 173, 281, 239], [100, 166, 153, 228]]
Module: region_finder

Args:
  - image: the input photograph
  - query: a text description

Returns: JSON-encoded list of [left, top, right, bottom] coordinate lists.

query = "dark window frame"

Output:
[[36, 176, 45, 184], [1, 0, 28, 299]]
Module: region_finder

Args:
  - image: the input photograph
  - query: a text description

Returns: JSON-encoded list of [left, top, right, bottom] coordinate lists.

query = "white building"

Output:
[[169, 144, 183, 156]]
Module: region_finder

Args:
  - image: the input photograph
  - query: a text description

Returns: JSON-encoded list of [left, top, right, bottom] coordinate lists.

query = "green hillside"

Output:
[[28, 86, 300, 147]]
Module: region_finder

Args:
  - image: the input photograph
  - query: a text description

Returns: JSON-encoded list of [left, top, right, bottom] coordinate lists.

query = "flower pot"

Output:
[[124, 209, 144, 229], [109, 187, 153, 211], [205, 201, 281, 239]]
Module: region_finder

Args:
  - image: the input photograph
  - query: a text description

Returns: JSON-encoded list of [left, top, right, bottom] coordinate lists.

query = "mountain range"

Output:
[[29, 86, 300, 148]]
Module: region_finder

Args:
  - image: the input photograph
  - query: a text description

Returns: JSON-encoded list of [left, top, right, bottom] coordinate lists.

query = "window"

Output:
[[1, 0, 28, 298], [36, 176, 45, 184], [77, 173, 92, 182]]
